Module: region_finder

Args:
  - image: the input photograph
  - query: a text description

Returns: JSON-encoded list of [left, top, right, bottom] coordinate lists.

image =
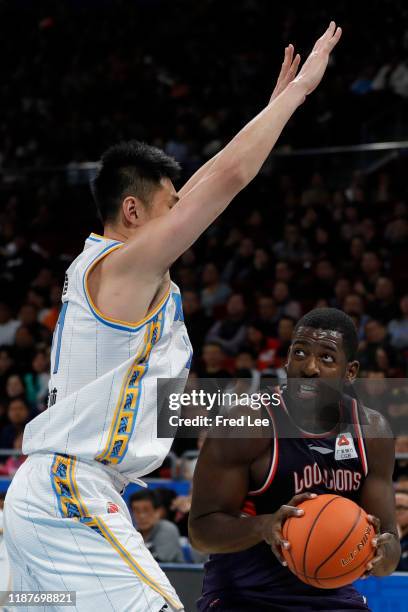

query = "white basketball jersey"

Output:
[[23, 233, 192, 482]]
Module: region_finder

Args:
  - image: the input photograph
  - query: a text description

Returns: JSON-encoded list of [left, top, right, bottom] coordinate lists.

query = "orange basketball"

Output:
[[282, 494, 375, 589]]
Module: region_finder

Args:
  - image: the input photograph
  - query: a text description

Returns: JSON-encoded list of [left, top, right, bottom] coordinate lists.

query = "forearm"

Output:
[[211, 82, 305, 185], [178, 78, 285, 198], [372, 534, 401, 576], [189, 511, 270, 554]]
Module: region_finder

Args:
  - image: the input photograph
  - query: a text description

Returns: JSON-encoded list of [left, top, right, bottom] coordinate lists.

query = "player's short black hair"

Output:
[[129, 489, 159, 509], [91, 140, 181, 224], [294, 308, 358, 361]]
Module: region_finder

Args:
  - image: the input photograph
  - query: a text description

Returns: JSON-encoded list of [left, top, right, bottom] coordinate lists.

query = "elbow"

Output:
[[218, 160, 250, 193], [188, 517, 212, 554]]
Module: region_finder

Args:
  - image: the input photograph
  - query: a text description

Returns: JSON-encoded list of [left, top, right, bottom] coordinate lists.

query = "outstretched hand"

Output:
[[293, 21, 342, 98], [270, 44, 301, 102]]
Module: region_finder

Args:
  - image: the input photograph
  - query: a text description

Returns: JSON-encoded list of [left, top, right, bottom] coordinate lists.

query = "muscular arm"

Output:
[[360, 408, 401, 576], [188, 436, 270, 553]]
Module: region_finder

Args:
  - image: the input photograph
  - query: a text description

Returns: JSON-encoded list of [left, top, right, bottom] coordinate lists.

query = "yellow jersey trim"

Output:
[[84, 243, 171, 331], [95, 310, 165, 464], [50, 454, 181, 610]]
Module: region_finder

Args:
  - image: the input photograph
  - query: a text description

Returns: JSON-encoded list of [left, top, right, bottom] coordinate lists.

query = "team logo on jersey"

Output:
[[106, 502, 120, 514], [308, 445, 333, 455], [335, 432, 358, 461]]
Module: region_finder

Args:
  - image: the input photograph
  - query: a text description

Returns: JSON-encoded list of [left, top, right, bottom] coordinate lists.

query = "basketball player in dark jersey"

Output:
[[190, 308, 401, 611]]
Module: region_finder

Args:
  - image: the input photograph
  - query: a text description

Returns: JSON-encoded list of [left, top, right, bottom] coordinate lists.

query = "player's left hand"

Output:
[[270, 44, 301, 102], [361, 514, 394, 578]]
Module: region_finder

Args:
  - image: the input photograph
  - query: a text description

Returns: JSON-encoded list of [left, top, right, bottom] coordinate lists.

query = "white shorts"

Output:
[[3, 454, 184, 612]]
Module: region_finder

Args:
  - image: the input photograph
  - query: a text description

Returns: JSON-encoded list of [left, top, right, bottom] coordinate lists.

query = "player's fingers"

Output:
[[271, 539, 287, 566], [285, 44, 294, 66], [367, 514, 381, 534], [287, 492, 317, 507], [366, 552, 383, 573], [373, 533, 393, 548], [327, 26, 342, 51], [281, 45, 294, 75], [314, 21, 336, 50], [279, 505, 304, 525], [289, 54, 301, 77]]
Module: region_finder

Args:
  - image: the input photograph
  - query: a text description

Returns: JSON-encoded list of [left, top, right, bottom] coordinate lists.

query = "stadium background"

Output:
[[0, 0, 407, 610]]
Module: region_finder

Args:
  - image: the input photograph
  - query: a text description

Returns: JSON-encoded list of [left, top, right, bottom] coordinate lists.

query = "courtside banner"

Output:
[[156, 378, 408, 439]]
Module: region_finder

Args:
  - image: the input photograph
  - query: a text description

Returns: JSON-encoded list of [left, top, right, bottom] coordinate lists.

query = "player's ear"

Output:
[[346, 360, 359, 383], [122, 196, 144, 226]]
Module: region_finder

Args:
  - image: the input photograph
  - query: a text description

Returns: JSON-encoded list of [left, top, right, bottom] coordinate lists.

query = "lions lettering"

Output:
[[294, 462, 362, 494]]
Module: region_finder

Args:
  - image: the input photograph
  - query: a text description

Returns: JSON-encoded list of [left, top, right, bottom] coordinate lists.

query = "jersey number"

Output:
[[53, 301, 69, 374]]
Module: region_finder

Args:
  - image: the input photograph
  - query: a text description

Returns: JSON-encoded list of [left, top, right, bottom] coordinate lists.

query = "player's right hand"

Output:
[[262, 492, 317, 565], [293, 21, 342, 98]]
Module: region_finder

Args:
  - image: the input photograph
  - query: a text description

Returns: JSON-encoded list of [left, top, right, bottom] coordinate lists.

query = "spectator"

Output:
[[0, 302, 19, 346], [357, 252, 382, 299], [129, 490, 184, 563], [0, 347, 15, 397], [0, 432, 25, 476], [18, 304, 50, 344], [273, 224, 310, 264], [332, 278, 352, 309], [343, 294, 370, 341], [358, 320, 398, 373], [258, 316, 295, 370], [13, 326, 36, 373], [206, 293, 247, 355], [40, 284, 62, 332], [223, 238, 255, 285], [197, 343, 231, 378], [273, 281, 301, 320], [182, 290, 212, 355], [200, 263, 231, 316], [253, 295, 279, 337], [153, 487, 178, 521], [368, 277, 399, 324], [247, 248, 273, 291], [24, 350, 50, 411], [0, 398, 31, 450], [5, 374, 26, 403], [388, 295, 408, 350]]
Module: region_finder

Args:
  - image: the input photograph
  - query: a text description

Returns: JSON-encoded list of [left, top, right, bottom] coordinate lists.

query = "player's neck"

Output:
[[102, 224, 132, 243], [285, 394, 341, 435]]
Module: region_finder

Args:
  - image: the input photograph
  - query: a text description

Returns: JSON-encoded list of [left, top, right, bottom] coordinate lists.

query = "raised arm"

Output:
[[178, 44, 301, 199], [113, 22, 342, 276]]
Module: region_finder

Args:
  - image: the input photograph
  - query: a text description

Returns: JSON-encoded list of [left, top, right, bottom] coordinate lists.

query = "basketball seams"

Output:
[[301, 496, 338, 585], [313, 504, 362, 584], [296, 548, 374, 584]]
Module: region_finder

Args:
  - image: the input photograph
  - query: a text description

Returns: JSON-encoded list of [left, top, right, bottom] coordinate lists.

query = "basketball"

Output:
[[282, 494, 376, 589]]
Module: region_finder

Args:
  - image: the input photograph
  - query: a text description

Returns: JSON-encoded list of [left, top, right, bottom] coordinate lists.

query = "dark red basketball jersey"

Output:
[[198, 390, 370, 612]]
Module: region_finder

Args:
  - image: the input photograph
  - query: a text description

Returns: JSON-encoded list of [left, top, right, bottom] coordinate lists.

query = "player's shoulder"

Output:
[[358, 404, 395, 472], [358, 403, 393, 438]]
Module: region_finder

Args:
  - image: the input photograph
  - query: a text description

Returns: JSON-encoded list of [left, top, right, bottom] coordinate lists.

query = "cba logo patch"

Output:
[[335, 432, 358, 461], [107, 502, 120, 514]]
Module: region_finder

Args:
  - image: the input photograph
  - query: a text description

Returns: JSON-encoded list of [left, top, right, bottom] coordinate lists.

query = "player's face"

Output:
[[286, 326, 358, 406], [146, 178, 179, 220]]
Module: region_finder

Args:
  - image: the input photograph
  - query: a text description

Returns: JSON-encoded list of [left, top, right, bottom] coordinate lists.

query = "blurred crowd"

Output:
[[1, 0, 408, 171], [0, 0, 407, 566]]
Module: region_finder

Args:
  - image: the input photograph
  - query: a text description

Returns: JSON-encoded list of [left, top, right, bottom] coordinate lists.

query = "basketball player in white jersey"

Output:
[[4, 23, 341, 612]]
